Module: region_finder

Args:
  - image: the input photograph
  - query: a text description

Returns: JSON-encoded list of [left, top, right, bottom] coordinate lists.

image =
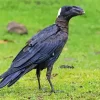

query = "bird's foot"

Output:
[[38, 85, 42, 90], [48, 89, 55, 96], [50, 89, 55, 93], [38, 87, 48, 93], [39, 87, 41, 90]]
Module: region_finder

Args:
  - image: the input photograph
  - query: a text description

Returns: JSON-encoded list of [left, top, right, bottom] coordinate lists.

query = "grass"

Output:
[[0, 0, 100, 99]]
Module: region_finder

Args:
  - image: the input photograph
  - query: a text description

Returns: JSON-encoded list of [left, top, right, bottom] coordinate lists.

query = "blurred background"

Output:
[[0, 0, 100, 100]]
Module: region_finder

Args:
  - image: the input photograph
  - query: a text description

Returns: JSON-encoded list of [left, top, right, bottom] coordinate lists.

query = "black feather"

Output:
[[0, 71, 22, 88], [0, 6, 84, 90]]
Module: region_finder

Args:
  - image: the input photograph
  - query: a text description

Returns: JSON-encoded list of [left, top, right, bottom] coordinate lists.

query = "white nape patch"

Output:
[[57, 8, 61, 17]]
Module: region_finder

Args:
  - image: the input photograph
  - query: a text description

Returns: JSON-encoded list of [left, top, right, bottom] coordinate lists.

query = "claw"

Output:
[[51, 89, 55, 93]]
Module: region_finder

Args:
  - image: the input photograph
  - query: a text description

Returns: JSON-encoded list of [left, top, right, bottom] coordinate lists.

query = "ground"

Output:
[[0, 0, 100, 100]]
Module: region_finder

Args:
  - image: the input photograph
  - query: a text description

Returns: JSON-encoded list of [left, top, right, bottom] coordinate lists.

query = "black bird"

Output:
[[0, 6, 84, 92]]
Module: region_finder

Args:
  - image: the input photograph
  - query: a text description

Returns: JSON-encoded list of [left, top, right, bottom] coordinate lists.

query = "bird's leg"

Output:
[[46, 66, 55, 93], [36, 68, 41, 90]]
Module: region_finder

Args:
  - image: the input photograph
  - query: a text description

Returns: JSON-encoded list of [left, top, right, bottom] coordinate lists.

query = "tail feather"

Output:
[[1, 67, 24, 79], [0, 64, 37, 88], [7, 72, 24, 87], [0, 71, 21, 88], [8, 64, 37, 87]]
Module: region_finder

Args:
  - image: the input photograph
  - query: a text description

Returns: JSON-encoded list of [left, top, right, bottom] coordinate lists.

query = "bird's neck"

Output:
[[55, 17, 69, 33]]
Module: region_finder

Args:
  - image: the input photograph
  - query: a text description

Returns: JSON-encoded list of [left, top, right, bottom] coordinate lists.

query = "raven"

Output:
[[0, 6, 84, 92]]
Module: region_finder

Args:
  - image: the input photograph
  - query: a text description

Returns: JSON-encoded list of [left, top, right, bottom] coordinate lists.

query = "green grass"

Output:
[[0, 0, 100, 100]]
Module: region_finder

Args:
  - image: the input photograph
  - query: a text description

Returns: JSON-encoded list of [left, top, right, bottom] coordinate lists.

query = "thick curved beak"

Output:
[[80, 9, 85, 15], [72, 6, 85, 15]]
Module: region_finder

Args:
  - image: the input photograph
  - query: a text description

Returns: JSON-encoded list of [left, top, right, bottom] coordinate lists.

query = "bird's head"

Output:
[[57, 6, 85, 20]]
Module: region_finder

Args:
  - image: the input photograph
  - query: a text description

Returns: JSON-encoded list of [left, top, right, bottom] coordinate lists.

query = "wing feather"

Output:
[[11, 24, 59, 68]]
